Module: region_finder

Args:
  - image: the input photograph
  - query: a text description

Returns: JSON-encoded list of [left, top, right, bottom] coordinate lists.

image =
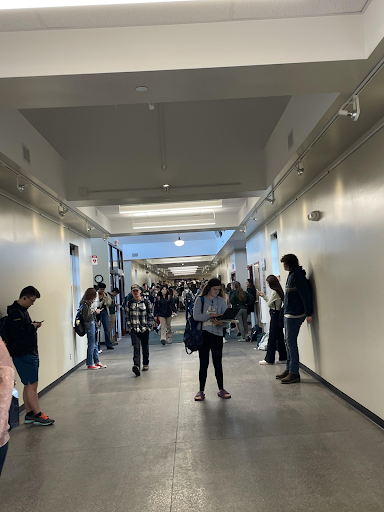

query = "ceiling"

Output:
[[0, 0, 370, 32]]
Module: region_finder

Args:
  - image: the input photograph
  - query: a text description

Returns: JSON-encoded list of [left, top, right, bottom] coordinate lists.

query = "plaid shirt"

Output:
[[126, 298, 154, 333]]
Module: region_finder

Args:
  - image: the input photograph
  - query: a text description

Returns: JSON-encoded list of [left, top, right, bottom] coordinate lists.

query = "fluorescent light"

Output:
[[133, 223, 216, 229], [120, 200, 222, 215], [0, 0, 199, 9], [131, 206, 222, 217], [161, 258, 203, 264]]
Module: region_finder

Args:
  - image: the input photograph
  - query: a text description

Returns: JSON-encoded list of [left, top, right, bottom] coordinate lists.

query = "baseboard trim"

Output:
[[19, 359, 86, 414], [300, 363, 384, 430]]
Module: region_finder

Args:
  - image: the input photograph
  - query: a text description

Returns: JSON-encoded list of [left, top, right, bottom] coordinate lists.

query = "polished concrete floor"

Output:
[[1, 337, 384, 512]]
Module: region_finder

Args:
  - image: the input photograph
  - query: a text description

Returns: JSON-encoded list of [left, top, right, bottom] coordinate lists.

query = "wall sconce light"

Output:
[[58, 204, 69, 217], [16, 177, 28, 192], [239, 225, 247, 233], [266, 192, 275, 204], [296, 162, 304, 176], [339, 95, 360, 121], [102, 233, 110, 241], [307, 211, 321, 221]]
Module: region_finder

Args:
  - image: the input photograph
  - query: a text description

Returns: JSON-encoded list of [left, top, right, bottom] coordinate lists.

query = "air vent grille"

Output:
[[132, 253, 139, 257]]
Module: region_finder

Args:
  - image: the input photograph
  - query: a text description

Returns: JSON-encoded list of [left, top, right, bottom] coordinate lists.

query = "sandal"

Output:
[[194, 391, 205, 401], [217, 389, 231, 399]]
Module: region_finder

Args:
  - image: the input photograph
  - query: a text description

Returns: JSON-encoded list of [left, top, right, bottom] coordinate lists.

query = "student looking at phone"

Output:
[[5, 286, 55, 426]]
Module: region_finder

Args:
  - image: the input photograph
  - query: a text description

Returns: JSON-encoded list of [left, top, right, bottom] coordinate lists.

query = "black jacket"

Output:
[[6, 301, 38, 357], [154, 296, 175, 318], [284, 266, 313, 317]]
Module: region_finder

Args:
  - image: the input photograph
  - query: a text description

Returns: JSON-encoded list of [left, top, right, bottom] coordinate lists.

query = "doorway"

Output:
[[70, 244, 81, 364]]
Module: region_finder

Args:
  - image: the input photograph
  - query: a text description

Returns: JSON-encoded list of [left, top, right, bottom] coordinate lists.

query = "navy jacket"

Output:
[[284, 266, 313, 317], [6, 302, 38, 357]]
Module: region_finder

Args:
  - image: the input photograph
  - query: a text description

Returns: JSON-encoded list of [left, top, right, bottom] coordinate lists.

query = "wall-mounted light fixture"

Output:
[[307, 211, 321, 221], [265, 192, 275, 204], [163, 184, 170, 193], [16, 177, 28, 192], [58, 204, 69, 217], [102, 233, 110, 241], [339, 95, 360, 122], [296, 162, 304, 176], [239, 225, 247, 233]]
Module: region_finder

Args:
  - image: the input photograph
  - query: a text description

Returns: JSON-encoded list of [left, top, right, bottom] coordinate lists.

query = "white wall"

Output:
[[246, 123, 384, 421], [0, 192, 93, 404]]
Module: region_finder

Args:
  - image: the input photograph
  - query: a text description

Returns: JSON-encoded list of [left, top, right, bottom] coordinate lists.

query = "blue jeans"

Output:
[[100, 309, 113, 348], [86, 321, 100, 366], [284, 316, 305, 375], [185, 302, 193, 320]]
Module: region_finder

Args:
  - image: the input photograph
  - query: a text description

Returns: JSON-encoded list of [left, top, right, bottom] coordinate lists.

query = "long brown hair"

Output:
[[266, 275, 284, 300], [233, 281, 246, 302], [201, 278, 224, 298], [80, 287, 97, 305]]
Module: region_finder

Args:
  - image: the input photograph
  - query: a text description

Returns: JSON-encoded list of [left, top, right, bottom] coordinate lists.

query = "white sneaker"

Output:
[[275, 360, 287, 364], [98, 350, 103, 354], [259, 360, 274, 365]]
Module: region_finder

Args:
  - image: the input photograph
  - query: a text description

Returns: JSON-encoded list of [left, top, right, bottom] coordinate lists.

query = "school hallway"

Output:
[[2, 337, 384, 512]]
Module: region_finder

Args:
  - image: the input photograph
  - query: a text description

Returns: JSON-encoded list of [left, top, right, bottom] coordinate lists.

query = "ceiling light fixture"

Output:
[[266, 192, 275, 204], [239, 225, 247, 233], [102, 233, 109, 241], [2, 0, 200, 9], [135, 85, 148, 92], [163, 184, 170, 193], [296, 162, 304, 176], [174, 235, 185, 247], [133, 222, 216, 229], [119, 201, 222, 215]]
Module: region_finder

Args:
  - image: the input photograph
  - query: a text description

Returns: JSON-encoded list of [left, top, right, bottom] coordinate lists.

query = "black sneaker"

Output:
[[33, 413, 55, 426], [25, 412, 35, 424], [160, 339, 166, 345], [107, 346, 115, 350], [132, 365, 140, 376], [112, 342, 119, 346], [237, 333, 242, 337]]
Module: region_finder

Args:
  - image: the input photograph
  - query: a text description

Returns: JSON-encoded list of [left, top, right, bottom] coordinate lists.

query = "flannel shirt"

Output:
[[126, 298, 154, 333]]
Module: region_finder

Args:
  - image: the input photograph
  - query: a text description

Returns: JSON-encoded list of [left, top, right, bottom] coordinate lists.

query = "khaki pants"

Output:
[[159, 316, 172, 343], [109, 313, 116, 340]]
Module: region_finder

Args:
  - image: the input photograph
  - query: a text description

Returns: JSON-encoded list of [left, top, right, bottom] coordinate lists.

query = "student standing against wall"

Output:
[[106, 287, 120, 344], [97, 283, 115, 350], [258, 275, 287, 365], [193, 278, 231, 401], [80, 288, 107, 370], [6, 286, 54, 426], [276, 254, 313, 384]]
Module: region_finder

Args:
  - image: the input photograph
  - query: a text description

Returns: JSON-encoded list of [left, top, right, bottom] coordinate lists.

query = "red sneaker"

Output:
[[96, 363, 107, 368], [87, 365, 99, 370]]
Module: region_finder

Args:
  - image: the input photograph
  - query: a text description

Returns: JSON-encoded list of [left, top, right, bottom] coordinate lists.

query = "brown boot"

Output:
[[281, 373, 300, 384], [276, 370, 289, 380]]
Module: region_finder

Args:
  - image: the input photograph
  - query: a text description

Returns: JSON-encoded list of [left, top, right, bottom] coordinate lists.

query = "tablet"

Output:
[[217, 307, 240, 321]]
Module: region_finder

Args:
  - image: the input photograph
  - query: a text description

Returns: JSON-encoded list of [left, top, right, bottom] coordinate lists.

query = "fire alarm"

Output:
[[307, 211, 321, 221]]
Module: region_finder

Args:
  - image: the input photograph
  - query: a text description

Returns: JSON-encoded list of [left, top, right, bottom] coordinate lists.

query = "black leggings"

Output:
[[198, 330, 224, 391]]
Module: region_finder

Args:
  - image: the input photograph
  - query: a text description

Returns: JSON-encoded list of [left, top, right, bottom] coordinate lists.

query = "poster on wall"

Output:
[[92, 255, 98, 265]]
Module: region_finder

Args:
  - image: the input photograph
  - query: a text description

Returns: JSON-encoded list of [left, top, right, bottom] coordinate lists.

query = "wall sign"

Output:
[[92, 255, 98, 265], [261, 258, 266, 271]]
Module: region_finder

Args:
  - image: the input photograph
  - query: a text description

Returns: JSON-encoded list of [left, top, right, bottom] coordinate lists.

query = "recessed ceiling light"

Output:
[[2, 1, 200, 9], [135, 86, 148, 92]]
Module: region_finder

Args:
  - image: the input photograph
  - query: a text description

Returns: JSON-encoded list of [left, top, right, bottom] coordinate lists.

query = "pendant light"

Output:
[[174, 234, 185, 247]]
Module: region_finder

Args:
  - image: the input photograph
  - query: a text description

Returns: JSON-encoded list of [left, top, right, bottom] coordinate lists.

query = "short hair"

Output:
[[280, 254, 299, 270], [19, 286, 40, 299], [111, 287, 120, 293], [98, 283, 106, 289]]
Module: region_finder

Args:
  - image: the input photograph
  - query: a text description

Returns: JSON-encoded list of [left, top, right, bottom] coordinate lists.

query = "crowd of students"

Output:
[[0, 252, 312, 476]]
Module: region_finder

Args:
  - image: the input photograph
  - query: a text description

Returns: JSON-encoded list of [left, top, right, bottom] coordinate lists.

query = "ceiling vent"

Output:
[[288, 129, 294, 150], [22, 144, 31, 164], [132, 253, 139, 257]]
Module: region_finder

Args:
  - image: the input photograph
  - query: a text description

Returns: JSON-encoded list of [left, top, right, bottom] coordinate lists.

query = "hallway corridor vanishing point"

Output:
[[1, 338, 383, 512]]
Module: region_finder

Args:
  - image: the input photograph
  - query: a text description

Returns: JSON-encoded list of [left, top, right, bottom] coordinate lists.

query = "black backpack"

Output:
[[184, 290, 194, 303], [183, 296, 204, 354], [74, 305, 86, 337], [0, 316, 9, 345]]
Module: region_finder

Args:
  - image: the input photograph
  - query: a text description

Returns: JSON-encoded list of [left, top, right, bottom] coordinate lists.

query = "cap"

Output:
[[131, 284, 141, 291]]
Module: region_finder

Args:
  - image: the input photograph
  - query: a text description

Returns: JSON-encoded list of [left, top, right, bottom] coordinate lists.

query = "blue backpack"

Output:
[[74, 305, 86, 337], [183, 297, 204, 354]]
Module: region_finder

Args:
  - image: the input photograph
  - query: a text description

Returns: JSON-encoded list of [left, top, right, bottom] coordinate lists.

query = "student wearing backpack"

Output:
[[276, 254, 313, 384], [193, 278, 231, 401], [182, 285, 194, 320], [126, 284, 154, 377], [229, 281, 253, 341], [80, 288, 107, 370], [155, 286, 176, 345], [257, 275, 287, 365]]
